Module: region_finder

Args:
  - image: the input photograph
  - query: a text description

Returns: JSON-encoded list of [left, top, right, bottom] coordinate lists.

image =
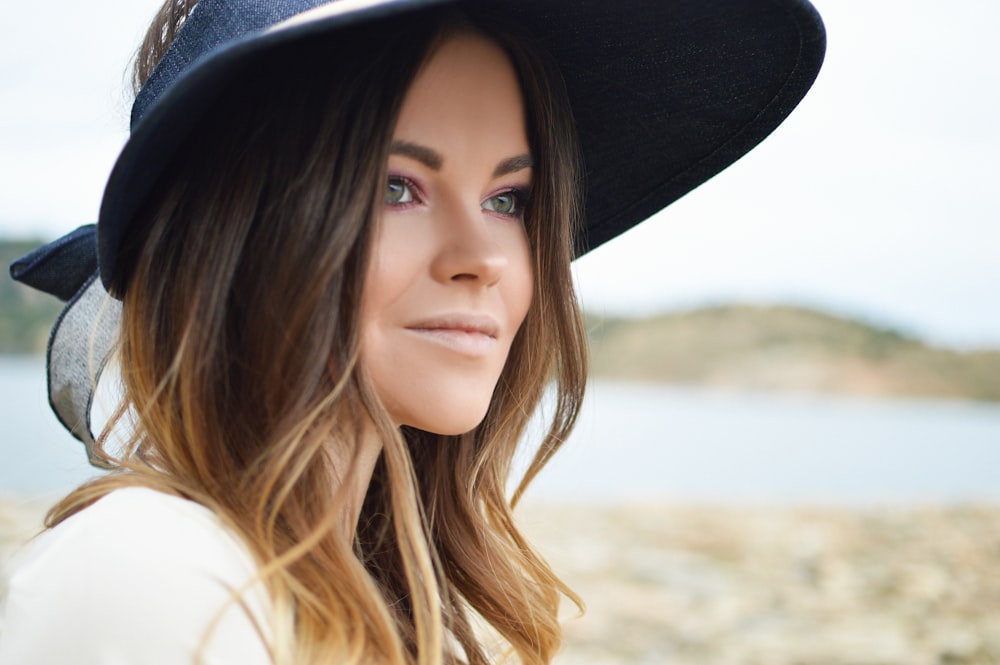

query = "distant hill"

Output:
[[586, 305, 1000, 402], [0, 239, 62, 354], [4, 237, 999, 403]]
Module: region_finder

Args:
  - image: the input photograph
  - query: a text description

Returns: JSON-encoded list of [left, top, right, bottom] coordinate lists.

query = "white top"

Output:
[[0, 487, 274, 664]]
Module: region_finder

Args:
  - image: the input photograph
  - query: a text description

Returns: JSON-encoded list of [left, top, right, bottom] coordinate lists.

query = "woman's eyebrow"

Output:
[[390, 141, 443, 170], [493, 154, 534, 178], [390, 141, 533, 179]]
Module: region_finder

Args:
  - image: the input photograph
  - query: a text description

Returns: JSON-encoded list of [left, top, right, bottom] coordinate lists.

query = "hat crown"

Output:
[[131, 0, 332, 130]]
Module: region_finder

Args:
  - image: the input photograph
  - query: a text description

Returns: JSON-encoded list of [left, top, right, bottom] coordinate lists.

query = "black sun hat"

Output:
[[10, 0, 826, 457]]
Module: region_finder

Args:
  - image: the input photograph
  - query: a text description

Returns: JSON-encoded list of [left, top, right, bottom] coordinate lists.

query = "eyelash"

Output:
[[385, 175, 531, 220]]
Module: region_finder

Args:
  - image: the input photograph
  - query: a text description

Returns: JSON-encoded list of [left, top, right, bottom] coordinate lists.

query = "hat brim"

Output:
[[11, 0, 825, 458], [98, 0, 825, 291]]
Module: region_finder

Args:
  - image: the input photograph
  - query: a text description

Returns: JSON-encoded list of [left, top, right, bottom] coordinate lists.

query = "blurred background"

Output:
[[2, 1, 998, 663]]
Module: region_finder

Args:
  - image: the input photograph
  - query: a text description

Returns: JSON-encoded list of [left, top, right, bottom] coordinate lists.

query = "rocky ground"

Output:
[[3, 497, 998, 664], [519, 503, 1000, 665]]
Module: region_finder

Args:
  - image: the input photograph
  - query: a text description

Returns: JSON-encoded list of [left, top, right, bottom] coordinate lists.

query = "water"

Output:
[[522, 382, 1000, 504], [0, 356, 104, 497], [2, 356, 999, 503]]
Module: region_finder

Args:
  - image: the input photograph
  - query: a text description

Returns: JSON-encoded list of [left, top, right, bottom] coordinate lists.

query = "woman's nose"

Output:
[[429, 202, 508, 287]]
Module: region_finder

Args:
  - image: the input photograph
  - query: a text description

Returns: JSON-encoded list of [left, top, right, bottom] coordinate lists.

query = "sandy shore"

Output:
[[520, 503, 1000, 665], [3, 498, 998, 664]]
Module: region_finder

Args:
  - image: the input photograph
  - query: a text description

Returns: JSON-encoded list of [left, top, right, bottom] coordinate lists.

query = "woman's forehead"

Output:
[[391, 33, 531, 174]]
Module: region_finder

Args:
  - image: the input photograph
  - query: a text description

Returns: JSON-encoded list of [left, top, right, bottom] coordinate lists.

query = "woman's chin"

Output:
[[396, 400, 491, 437]]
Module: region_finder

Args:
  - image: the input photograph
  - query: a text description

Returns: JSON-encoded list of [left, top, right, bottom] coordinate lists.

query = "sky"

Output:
[[1, 0, 998, 348]]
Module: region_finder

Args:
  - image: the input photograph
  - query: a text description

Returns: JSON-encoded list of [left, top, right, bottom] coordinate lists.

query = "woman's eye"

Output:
[[483, 190, 525, 217], [385, 176, 414, 205]]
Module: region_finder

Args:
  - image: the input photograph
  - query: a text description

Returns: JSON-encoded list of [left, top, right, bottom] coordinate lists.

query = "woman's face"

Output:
[[360, 32, 534, 435]]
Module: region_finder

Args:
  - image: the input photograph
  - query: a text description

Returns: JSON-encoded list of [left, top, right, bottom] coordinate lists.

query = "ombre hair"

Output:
[[48, 3, 587, 664]]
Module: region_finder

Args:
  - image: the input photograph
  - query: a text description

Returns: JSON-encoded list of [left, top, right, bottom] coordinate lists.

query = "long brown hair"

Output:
[[49, 4, 587, 664]]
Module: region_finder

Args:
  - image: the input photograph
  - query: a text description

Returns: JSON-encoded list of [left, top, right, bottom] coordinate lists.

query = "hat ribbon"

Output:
[[9, 225, 120, 467]]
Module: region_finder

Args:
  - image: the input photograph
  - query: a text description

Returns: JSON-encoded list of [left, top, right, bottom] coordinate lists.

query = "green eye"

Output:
[[483, 191, 522, 216], [386, 177, 413, 205]]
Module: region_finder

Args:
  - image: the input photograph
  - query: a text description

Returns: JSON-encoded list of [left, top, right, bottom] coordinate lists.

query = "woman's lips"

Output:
[[404, 314, 500, 356]]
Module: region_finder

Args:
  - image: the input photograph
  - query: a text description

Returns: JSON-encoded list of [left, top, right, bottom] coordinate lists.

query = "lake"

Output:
[[2, 356, 999, 503]]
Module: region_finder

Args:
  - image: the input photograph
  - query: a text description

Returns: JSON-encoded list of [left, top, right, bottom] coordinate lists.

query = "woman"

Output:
[[1, 0, 825, 663]]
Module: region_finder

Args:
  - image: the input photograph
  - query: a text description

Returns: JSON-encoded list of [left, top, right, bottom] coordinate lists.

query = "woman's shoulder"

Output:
[[11, 486, 257, 582], [0, 487, 273, 664]]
